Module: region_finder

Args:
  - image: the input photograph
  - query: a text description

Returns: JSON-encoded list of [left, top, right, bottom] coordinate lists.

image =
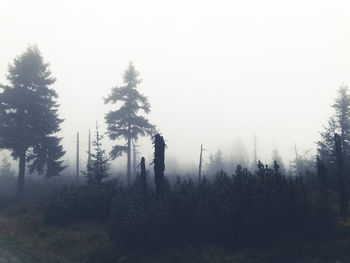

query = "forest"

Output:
[[0, 46, 349, 263]]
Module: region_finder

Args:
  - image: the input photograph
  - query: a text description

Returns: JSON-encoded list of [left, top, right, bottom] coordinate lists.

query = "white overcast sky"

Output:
[[0, 0, 349, 172]]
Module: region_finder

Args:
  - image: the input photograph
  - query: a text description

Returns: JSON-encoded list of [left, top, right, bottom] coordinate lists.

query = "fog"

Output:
[[1, 0, 350, 174]]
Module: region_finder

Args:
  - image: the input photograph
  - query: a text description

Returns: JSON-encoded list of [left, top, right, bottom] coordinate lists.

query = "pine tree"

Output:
[[317, 85, 350, 170], [0, 46, 65, 195], [317, 117, 337, 167], [104, 62, 156, 186], [84, 125, 110, 185]]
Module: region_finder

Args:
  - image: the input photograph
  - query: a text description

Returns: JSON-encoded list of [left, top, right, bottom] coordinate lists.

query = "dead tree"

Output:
[[334, 133, 348, 218], [153, 134, 165, 199]]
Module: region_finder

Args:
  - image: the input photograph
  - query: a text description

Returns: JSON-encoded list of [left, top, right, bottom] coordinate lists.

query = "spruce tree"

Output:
[[104, 62, 156, 186], [0, 46, 65, 195], [84, 125, 110, 185], [317, 85, 350, 170]]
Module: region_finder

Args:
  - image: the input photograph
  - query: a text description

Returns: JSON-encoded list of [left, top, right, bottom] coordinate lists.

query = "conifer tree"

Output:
[[0, 46, 65, 195], [317, 85, 350, 169], [84, 125, 110, 185], [104, 62, 156, 186]]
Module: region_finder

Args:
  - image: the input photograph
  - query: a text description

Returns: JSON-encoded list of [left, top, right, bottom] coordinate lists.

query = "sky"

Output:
[[0, 0, 349, 174]]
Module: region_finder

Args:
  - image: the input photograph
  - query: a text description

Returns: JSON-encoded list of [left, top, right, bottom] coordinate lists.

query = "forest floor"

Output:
[[0, 198, 350, 263]]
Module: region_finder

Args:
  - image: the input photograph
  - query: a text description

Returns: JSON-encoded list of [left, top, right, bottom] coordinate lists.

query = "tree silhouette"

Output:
[[0, 46, 65, 195], [318, 85, 350, 170], [104, 62, 156, 186], [84, 124, 110, 185], [153, 134, 165, 199]]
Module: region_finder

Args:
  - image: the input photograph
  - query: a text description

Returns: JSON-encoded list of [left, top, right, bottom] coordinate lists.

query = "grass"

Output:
[[0, 198, 111, 263], [0, 197, 349, 262]]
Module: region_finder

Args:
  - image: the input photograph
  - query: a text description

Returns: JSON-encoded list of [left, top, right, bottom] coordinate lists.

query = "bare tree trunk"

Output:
[[335, 133, 348, 218], [153, 134, 165, 199], [17, 150, 26, 196]]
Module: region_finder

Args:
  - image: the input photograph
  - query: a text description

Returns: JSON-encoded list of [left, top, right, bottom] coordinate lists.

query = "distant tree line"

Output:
[[0, 46, 348, 223]]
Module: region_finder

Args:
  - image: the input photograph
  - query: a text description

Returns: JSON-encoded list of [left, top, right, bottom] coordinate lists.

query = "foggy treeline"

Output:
[[0, 45, 349, 262]]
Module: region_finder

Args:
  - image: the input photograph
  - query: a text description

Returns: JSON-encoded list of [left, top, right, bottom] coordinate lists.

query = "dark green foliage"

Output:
[[84, 125, 110, 185], [108, 163, 335, 250], [0, 46, 65, 195], [104, 62, 156, 186], [44, 182, 119, 225]]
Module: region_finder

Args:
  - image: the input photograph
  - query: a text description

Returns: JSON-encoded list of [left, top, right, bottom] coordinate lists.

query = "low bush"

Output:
[[44, 163, 336, 251], [108, 165, 336, 250], [44, 181, 119, 225]]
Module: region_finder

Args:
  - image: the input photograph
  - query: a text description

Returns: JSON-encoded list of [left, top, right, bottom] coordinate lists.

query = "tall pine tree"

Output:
[[317, 85, 350, 171], [104, 62, 156, 186], [0, 46, 65, 195]]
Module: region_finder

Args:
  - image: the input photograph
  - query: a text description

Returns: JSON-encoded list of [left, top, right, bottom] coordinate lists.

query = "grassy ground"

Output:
[[0, 198, 350, 263], [0, 199, 110, 263]]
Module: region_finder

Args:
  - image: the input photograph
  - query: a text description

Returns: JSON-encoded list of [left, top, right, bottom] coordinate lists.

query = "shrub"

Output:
[[108, 165, 336, 250], [44, 181, 119, 225]]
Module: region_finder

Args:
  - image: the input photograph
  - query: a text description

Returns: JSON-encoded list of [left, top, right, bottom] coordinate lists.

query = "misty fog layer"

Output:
[[1, 0, 349, 174]]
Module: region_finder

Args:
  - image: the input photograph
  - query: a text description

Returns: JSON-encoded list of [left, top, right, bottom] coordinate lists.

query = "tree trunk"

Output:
[[17, 150, 26, 197], [127, 132, 131, 187], [153, 134, 165, 199]]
